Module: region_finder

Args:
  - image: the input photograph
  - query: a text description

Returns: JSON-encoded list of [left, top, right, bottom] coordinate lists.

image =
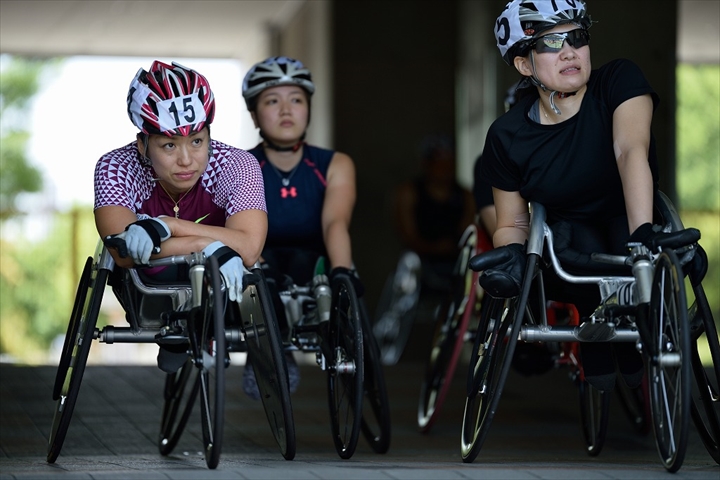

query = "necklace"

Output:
[[268, 159, 302, 187], [158, 181, 193, 218], [539, 100, 550, 122]]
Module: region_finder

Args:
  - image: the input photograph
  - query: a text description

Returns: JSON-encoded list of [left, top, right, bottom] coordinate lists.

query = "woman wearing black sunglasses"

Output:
[[477, 0, 659, 392]]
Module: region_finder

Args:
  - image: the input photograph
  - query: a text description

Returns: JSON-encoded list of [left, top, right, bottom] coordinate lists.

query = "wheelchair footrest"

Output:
[[576, 321, 617, 342]]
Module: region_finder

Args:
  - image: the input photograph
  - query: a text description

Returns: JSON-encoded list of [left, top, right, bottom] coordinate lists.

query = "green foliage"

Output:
[[676, 64, 720, 211], [0, 207, 100, 363], [0, 56, 61, 220]]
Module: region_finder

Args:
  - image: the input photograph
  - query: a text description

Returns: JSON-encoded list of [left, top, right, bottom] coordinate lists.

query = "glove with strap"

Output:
[[107, 217, 171, 265], [329, 266, 365, 298], [627, 222, 664, 251], [202, 241, 245, 303], [478, 242, 526, 298]]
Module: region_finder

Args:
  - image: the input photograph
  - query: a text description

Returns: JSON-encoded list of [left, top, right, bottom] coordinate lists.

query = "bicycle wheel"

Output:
[[240, 270, 296, 461], [359, 300, 391, 454], [418, 226, 478, 432], [158, 358, 201, 456], [373, 251, 421, 365], [688, 286, 720, 464], [461, 295, 521, 463], [193, 255, 226, 469], [48, 257, 107, 463], [647, 249, 691, 473], [578, 379, 611, 456], [326, 273, 364, 459]]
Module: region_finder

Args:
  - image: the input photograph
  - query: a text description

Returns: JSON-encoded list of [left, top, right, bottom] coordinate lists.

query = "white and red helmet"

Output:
[[495, 0, 591, 65], [242, 56, 315, 110], [127, 61, 215, 136]]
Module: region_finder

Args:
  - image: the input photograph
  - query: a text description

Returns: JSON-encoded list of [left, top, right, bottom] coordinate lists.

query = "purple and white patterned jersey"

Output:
[[94, 140, 266, 226]]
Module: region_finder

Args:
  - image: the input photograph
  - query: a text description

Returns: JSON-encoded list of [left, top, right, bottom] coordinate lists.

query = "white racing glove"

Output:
[[202, 241, 245, 302], [110, 217, 171, 265]]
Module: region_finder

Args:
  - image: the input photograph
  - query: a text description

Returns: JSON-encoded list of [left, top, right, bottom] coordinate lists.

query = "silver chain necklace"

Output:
[[268, 159, 302, 187]]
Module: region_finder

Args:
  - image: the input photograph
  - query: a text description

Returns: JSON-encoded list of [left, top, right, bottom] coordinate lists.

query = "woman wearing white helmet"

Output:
[[95, 60, 267, 372], [241, 56, 360, 397], [479, 0, 660, 392]]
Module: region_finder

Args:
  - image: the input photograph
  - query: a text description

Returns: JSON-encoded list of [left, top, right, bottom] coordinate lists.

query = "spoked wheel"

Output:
[[418, 275, 478, 433], [373, 251, 421, 365], [191, 255, 227, 469], [240, 270, 296, 461], [158, 358, 200, 456], [578, 379, 611, 456], [418, 226, 479, 433], [461, 296, 521, 463], [688, 284, 720, 464], [48, 256, 107, 463], [359, 300, 391, 454], [326, 273, 364, 459], [647, 249, 691, 473]]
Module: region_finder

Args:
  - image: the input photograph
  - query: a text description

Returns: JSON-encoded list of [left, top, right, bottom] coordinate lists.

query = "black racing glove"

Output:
[[478, 243, 526, 298], [329, 266, 365, 298], [627, 222, 664, 250]]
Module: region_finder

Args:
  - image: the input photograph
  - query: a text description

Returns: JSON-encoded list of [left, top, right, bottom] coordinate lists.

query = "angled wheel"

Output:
[[461, 295, 521, 463], [373, 251, 421, 365], [359, 300, 391, 454], [326, 273, 364, 459], [578, 379, 611, 456], [240, 270, 296, 460], [647, 249, 691, 473], [688, 285, 720, 464], [418, 225, 479, 432], [48, 255, 108, 463], [191, 255, 226, 469], [158, 358, 201, 456]]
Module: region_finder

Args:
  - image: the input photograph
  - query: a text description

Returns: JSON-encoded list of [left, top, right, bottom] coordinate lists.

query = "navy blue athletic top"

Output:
[[249, 143, 333, 254]]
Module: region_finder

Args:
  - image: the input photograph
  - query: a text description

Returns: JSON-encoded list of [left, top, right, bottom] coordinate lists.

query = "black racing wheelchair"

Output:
[[47, 238, 295, 469], [268, 260, 392, 459], [460, 191, 719, 473]]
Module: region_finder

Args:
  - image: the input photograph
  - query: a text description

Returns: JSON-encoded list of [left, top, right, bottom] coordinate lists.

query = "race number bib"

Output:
[[156, 93, 206, 132]]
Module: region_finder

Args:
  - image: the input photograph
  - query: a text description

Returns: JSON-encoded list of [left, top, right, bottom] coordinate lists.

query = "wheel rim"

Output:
[[240, 272, 296, 461], [47, 264, 106, 463], [327, 275, 364, 459], [579, 381, 610, 456], [648, 251, 690, 472], [460, 298, 516, 462], [197, 256, 226, 469], [158, 359, 200, 456]]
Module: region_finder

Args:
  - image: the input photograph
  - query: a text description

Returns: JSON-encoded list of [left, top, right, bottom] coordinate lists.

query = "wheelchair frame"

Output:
[[459, 192, 720, 472], [274, 269, 392, 459], [47, 241, 295, 469]]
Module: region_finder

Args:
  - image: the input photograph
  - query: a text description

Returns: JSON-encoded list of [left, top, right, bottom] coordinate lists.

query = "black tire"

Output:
[[240, 270, 296, 461], [193, 255, 226, 469], [418, 270, 478, 433], [373, 252, 421, 366], [418, 226, 479, 433], [460, 296, 521, 463], [578, 380, 611, 456], [158, 358, 201, 456], [47, 257, 107, 463], [359, 300, 391, 454], [647, 250, 691, 473], [326, 273, 364, 459], [688, 287, 720, 464]]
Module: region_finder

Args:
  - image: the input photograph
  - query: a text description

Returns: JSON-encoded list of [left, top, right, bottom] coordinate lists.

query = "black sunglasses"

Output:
[[533, 29, 590, 54]]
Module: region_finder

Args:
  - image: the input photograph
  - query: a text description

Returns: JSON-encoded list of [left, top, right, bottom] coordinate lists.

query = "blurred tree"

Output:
[[0, 56, 55, 220], [676, 64, 720, 211]]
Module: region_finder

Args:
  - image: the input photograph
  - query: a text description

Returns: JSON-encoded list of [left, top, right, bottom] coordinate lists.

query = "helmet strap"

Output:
[[260, 130, 306, 152], [529, 51, 577, 116]]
